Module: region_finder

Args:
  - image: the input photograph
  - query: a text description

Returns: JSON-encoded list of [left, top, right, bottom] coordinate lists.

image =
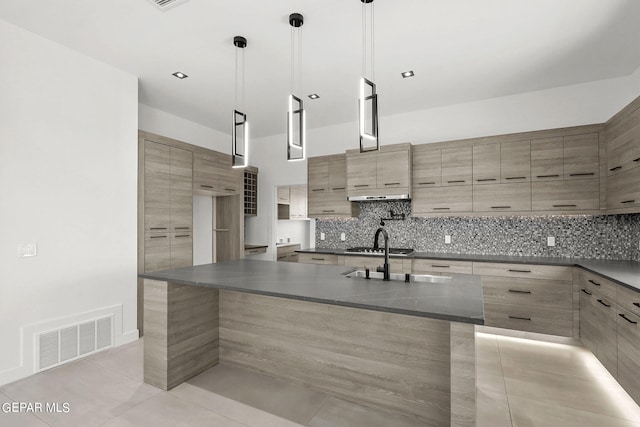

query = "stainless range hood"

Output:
[[347, 194, 410, 201]]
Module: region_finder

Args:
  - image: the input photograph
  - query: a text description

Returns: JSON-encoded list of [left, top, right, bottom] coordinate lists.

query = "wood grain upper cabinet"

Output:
[[346, 144, 411, 197], [346, 151, 377, 194], [473, 143, 500, 184], [277, 186, 290, 204], [308, 160, 329, 193], [144, 141, 171, 231], [441, 146, 472, 186], [501, 140, 530, 183], [531, 137, 563, 181], [169, 147, 193, 232], [606, 107, 640, 175], [193, 152, 220, 193], [607, 166, 640, 210], [308, 154, 358, 218], [473, 182, 531, 213], [289, 185, 307, 219], [377, 150, 410, 189], [328, 156, 347, 192], [412, 147, 441, 188], [412, 186, 472, 214], [563, 133, 599, 179], [532, 179, 599, 211]]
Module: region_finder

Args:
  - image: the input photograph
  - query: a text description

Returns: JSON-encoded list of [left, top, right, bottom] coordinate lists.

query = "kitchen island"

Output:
[[140, 259, 483, 427]]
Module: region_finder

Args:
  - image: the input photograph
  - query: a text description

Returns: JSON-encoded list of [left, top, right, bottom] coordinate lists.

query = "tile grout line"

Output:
[[302, 393, 331, 425], [495, 335, 515, 427], [94, 390, 166, 427], [168, 389, 255, 427]]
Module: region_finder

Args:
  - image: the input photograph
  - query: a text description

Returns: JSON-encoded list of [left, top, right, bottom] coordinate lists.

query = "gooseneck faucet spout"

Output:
[[373, 227, 390, 281]]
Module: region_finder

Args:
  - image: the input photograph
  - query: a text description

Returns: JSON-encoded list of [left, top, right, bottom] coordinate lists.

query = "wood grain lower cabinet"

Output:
[[483, 302, 574, 337], [579, 287, 597, 354], [342, 255, 410, 274], [617, 308, 640, 404], [412, 186, 472, 214], [411, 259, 472, 275], [276, 244, 301, 262], [532, 179, 599, 211], [472, 183, 531, 213], [297, 253, 338, 265], [592, 294, 618, 376]]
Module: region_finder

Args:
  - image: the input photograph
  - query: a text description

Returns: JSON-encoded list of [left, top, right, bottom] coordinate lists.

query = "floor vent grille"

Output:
[[148, 0, 189, 10], [37, 316, 112, 371]]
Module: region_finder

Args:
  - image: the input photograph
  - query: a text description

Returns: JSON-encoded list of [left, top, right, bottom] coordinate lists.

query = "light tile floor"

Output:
[[1, 333, 639, 427]]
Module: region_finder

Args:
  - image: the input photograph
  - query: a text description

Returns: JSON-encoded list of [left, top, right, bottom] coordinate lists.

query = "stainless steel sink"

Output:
[[345, 270, 452, 284]]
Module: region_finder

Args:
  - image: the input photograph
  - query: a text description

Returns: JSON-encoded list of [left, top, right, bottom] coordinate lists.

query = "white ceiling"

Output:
[[2, 0, 640, 138]]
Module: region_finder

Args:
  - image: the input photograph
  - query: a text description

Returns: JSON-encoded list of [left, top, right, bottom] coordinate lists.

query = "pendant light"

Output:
[[359, 0, 379, 152], [287, 13, 305, 161], [232, 35, 248, 168]]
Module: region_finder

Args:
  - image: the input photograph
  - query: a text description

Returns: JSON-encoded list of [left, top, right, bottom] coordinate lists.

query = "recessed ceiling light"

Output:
[[172, 71, 188, 79], [401, 70, 415, 78], [308, 94, 320, 99]]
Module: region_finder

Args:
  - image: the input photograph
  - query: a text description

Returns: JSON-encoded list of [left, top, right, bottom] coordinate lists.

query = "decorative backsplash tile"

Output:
[[315, 201, 640, 261]]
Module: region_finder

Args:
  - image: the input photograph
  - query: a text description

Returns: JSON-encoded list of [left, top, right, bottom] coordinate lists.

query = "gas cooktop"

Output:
[[345, 247, 415, 256]]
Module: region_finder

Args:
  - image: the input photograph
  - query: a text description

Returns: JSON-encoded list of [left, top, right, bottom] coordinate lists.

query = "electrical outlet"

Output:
[[320, 232, 325, 241], [445, 235, 451, 244], [18, 243, 37, 257], [340, 233, 346, 241], [547, 236, 555, 247]]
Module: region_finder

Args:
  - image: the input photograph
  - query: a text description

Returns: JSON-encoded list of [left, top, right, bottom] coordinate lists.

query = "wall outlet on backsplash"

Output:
[[445, 235, 451, 244], [340, 233, 346, 241], [547, 236, 555, 247], [320, 233, 325, 241]]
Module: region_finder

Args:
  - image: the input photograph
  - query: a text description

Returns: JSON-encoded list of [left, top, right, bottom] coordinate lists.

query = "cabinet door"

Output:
[[277, 186, 290, 204], [412, 186, 472, 214], [607, 166, 640, 211], [193, 152, 219, 192], [532, 179, 599, 211], [593, 296, 618, 377], [413, 148, 441, 188], [617, 308, 640, 405], [607, 110, 640, 175], [579, 287, 597, 354], [473, 183, 531, 212], [218, 163, 242, 195], [308, 160, 329, 193], [144, 141, 171, 231], [501, 140, 530, 183], [170, 147, 193, 231], [144, 232, 171, 272], [473, 143, 501, 184], [564, 133, 599, 180], [170, 232, 193, 268], [328, 156, 348, 192], [289, 185, 307, 219], [531, 137, 563, 181], [346, 152, 377, 194], [441, 147, 472, 186], [376, 150, 410, 189]]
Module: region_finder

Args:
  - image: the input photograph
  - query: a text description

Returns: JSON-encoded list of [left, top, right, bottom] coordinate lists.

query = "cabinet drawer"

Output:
[[412, 258, 472, 275], [482, 276, 572, 309], [342, 255, 409, 274], [245, 246, 267, 256], [473, 262, 573, 281], [618, 284, 640, 317], [582, 270, 617, 301], [472, 183, 531, 212], [412, 185, 472, 214], [298, 253, 338, 265], [484, 302, 573, 337], [531, 179, 599, 211]]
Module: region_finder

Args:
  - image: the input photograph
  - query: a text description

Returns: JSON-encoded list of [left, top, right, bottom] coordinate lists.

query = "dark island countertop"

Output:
[[140, 259, 484, 325], [295, 248, 640, 292]]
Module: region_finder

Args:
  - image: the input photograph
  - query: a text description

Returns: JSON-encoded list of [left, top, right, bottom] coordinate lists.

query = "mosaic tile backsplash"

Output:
[[315, 201, 640, 261]]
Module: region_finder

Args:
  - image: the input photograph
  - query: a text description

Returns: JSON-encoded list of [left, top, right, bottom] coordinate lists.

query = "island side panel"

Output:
[[450, 322, 476, 427], [219, 290, 451, 426], [144, 279, 219, 390]]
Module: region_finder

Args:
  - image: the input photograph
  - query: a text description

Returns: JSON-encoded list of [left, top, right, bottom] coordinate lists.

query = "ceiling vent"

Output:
[[148, 0, 189, 11]]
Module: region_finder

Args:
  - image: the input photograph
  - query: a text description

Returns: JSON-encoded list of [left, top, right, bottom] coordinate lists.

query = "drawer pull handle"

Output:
[[609, 166, 622, 171], [476, 178, 497, 182], [311, 258, 325, 261], [553, 204, 577, 207], [384, 182, 400, 186], [569, 173, 595, 177], [597, 299, 611, 308], [431, 265, 450, 268], [621, 200, 636, 204], [433, 207, 451, 210], [581, 288, 592, 296], [491, 206, 511, 209], [508, 315, 531, 321], [332, 187, 345, 190], [505, 176, 526, 180], [508, 289, 532, 294], [150, 235, 168, 239], [537, 174, 559, 178], [312, 189, 325, 192], [225, 188, 235, 192], [634, 303, 640, 308], [634, 158, 640, 162], [354, 185, 369, 188], [508, 269, 531, 273], [588, 279, 601, 286], [174, 227, 190, 230], [322, 210, 335, 213], [447, 180, 465, 183], [200, 185, 214, 189], [150, 227, 167, 230], [619, 313, 638, 324], [418, 182, 436, 185], [175, 234, 191, 238]]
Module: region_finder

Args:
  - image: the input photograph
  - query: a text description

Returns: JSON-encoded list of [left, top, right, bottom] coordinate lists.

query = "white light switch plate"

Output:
[[18, 243, 37, 257], [340, 233, 346, 241], [445, 235, 451, 244], [547, 236, 555, 247], [320, 233, 325, 241]]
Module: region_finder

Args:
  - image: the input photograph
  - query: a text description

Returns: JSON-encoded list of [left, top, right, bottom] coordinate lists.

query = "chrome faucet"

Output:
[[373, 227, 390, 281]]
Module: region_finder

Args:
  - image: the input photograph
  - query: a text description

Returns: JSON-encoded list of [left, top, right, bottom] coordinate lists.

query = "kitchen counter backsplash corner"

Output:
[[315, 201, 640, 261]]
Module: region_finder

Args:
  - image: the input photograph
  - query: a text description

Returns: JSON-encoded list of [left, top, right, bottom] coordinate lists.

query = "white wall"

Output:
[[0, 19, 138, 384], [244, 68, 640, 255]]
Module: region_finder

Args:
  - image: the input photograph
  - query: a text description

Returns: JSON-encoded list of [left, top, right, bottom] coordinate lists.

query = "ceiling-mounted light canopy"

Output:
[[287, 12, 305, 162], [172, 71, 188, 79], [359, 0, 379, 153], [401, 70, 415, 78], [232, 35, 248, 168]]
